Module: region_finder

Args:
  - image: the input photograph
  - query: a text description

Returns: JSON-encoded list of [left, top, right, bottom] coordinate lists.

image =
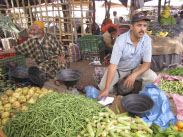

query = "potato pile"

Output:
[[0, 87, 53, 126]]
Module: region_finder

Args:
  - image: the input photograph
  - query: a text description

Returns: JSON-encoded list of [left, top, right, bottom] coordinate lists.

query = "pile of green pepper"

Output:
[[160, 67, 183, 77], [158, 78, 183, 95], [0, 67, 25, 92], [151, 122, 183, 137], [78, 110, 153, 137]]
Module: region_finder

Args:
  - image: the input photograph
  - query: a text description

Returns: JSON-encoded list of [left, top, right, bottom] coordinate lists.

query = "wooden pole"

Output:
[[28, 0, 33, 25], [38, 0, 43, 21], [10, 0, 16, 24], [56, 3, 63, 42], [129, 0, 135, 20], [80, 0, 84, 38], [22, 0, 28, 28], [44, 0, 49, 33], [158, 0, 161, 23], [92, 0, 95, 35], [4, 0, 9, 9], [15, 0, 23, 26]]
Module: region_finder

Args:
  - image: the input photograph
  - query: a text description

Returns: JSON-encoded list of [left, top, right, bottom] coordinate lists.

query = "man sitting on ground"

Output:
[[0, 21, 69, 78]]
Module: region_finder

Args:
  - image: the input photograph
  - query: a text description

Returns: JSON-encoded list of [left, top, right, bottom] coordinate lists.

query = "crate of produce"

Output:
[[0, 55, 26, 69], [81, 50, 105, 61], [79, 35, 105, 52]]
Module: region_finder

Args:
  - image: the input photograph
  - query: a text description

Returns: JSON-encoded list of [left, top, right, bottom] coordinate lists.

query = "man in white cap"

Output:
[[0, 21, 68, 78]]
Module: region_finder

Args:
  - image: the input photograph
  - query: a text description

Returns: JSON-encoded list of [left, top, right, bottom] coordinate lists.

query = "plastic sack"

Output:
[[167, 93, 183, 121], [93, 67, 107, 85], [85, 86, 99, 100], [139, 84, 177, 129], [153, 73, 183, 121]]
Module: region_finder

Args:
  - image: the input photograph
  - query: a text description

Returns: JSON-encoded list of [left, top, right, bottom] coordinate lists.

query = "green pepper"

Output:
[[151, 124, 164, 134], [134, 131, 152, 137], [168, 135, 176, 137], [154, 133, 166, 137], [177, 132, 183, 137], [164, 128, 178, 136]]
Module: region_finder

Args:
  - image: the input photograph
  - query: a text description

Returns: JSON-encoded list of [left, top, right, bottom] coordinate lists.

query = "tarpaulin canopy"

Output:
[[118, 0, 154, 7]]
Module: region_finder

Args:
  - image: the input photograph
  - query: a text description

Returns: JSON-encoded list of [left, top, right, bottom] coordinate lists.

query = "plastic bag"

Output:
[[153, 73, 183, 121], [139, 84, 177, 129], [167, 93, 183, 121], [71, 88, 80, 94], [85, 86, 99, 100]]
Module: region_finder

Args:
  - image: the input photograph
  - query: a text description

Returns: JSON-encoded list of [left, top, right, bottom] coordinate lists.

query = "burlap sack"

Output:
[[150, 33, 183, 55]]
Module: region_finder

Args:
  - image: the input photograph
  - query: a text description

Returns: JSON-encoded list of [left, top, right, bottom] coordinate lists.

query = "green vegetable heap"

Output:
[[160, 67, 183, 77], [78, 109, 153, 137], [151, 122, 183, 137], [0, 67, 25, 92], [3, 92, 104, 137], [158, 78, 183, 95]]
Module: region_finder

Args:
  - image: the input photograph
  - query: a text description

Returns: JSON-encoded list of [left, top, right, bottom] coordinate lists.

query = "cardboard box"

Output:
[[1, 37, 16, 50]]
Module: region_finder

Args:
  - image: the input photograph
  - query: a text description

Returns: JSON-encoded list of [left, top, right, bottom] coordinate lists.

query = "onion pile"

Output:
[[0, 87, 53, 126]]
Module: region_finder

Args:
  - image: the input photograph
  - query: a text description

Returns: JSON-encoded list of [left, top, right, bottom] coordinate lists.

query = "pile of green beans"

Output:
[[158, 78, 183, 95], [160, 67, 183, 76], [3, 92, 104, 137]]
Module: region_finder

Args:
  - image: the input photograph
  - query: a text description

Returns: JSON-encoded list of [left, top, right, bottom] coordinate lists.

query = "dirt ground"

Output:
[[26, 58, 106, 92]]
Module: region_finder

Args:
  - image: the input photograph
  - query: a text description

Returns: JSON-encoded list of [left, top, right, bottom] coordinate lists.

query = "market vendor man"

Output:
[[98, 13, 158, 100], [0, 21, 68, 78]]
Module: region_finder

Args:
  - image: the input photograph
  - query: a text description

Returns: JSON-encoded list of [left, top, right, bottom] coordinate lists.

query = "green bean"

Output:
[[3, 92, 104, 137]]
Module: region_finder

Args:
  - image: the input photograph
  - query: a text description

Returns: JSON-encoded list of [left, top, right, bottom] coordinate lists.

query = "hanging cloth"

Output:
[[118, 0, 128, 7], [134, 0, 144, 10]]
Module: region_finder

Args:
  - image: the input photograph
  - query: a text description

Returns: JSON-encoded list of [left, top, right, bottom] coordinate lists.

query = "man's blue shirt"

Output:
[[110, 30, 152, 71]]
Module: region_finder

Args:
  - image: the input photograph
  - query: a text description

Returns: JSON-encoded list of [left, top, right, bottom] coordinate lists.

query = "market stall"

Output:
[[0, 1, 183, 137], [147, 24, 183, 72]]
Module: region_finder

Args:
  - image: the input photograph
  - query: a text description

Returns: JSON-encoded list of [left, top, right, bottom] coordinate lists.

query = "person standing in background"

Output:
[[174, 14, 181, 24], [101, 13, 113, 29], [180, 11, 183, 29], [119, 16, 125, 24], [113, 11, 119, 25]]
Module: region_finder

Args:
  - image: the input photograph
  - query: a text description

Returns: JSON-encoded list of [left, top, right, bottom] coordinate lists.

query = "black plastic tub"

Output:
[[9, 67, 28, 82], [28, 66, 46, 87], [56, 69, 82, 88], [121, 94, 154, 115]]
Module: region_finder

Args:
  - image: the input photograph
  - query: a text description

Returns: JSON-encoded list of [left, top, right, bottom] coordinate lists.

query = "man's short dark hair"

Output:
[[108, 27, 117, 33]]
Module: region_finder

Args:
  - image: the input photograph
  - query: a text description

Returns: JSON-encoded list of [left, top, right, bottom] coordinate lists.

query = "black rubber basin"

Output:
[[28, 66, 46, 87], [10, 67, 28, 82], [56, 69, 82, 88], [121, 94, 154, 115]]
